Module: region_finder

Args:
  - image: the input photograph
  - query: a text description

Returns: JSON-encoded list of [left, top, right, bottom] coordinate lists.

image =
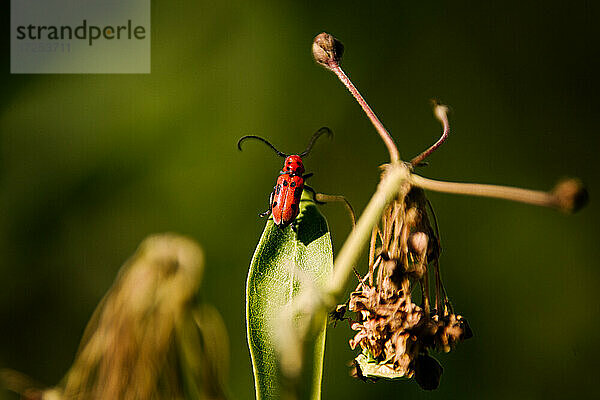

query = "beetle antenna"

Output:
[[237, 135, 288, 158], [299, 127, 333, 157]]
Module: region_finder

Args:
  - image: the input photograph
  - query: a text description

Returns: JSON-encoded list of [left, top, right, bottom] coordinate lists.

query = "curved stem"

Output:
[[411, 174, 559, 209], [329, 63, 401, 164], [315, 193, 356, 227], [411, 103, 450, 166]]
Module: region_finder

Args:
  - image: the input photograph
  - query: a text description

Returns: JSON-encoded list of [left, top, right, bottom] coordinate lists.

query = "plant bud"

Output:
[[457, 315, 473, 340], [312, 32, 344, 69], [552, 178, 588, 213], [414, 354, 443, 390], [431, 99, 450, 123], [409, 232, 429, 255]]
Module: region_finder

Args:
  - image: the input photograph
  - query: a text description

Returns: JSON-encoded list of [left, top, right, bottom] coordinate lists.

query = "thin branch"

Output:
[[315, 193, 356, 227], [411, 102, 450, 166], [312, 33, 401, 164], [411, 174, 560, 209], [329, 64, 400, 163]]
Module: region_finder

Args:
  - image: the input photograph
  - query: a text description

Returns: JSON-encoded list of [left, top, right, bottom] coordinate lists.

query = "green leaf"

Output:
[[246, 190, 333, 400]]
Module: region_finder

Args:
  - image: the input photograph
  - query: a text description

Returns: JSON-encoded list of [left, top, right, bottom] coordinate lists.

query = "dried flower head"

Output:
[[337, 187, 472, 390]]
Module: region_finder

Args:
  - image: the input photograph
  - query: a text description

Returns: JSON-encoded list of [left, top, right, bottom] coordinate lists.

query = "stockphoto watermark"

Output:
[[15, 20, 147, 47], [11, 0, 151, 73]]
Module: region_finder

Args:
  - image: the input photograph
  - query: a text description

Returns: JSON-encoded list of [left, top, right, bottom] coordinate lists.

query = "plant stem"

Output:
[[325, 163, 410, 301], [329, 63, 401, 164], [410, 174, 560, 209], [410, 103, 450, 166], [315, 193, 356, 227], [325, 172, 578, 306]]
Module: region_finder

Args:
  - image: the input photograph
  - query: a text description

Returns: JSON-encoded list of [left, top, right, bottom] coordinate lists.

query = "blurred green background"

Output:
[[1, 0, 598, 399]]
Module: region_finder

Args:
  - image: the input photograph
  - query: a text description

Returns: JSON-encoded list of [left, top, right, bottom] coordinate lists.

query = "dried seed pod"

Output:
[[312, 32, 344, 69], [552, 178, 588, 213], [409, 232, 429, 256], [414, 354, 443, 390]]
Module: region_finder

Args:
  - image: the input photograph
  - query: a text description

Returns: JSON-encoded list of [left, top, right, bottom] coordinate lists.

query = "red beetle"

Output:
[[237, 127, 332, 228]]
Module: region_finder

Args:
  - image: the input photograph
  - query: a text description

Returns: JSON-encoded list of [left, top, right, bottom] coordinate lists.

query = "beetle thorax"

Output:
[[282, 155, 305, 175]]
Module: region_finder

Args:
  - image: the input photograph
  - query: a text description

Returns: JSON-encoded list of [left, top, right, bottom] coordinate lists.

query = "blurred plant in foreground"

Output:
[[2, 234, 229, 400]]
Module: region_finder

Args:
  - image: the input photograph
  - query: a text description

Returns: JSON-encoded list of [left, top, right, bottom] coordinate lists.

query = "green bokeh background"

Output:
[[1, 1, 598, 399]]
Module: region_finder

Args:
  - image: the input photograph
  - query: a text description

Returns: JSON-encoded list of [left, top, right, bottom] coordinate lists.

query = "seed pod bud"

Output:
[[312, 32, 344, 69], [414, 354, 443, 390], [409, 232, 429, 256], [552, 178, 588, 213]]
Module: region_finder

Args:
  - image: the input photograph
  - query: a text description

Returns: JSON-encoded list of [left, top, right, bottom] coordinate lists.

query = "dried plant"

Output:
[[302, 31, 587, 391], [337, 187, 472, 389]]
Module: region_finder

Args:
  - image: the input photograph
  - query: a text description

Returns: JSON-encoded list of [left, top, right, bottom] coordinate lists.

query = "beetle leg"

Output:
[[303, 172, 314, 180], [259, 190, 274, 217], [291, 219, 299, 233]]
